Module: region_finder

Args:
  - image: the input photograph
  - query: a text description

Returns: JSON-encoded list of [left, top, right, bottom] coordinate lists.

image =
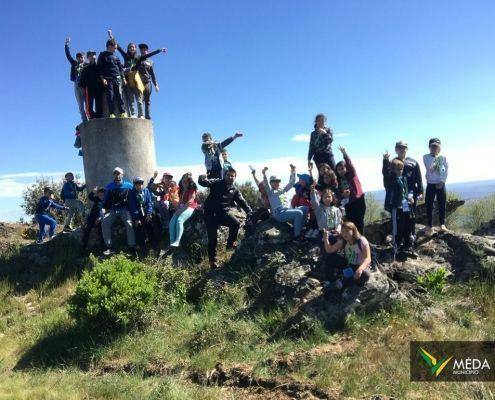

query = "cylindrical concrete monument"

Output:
[[80, 118, 157, 189]]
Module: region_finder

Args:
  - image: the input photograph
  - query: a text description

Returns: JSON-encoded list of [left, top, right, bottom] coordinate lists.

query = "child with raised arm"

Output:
[[35, 187, 69, 244], [64, 37, 87, 122], [97, 39, 126, 118], [262, 164, 308, 240], [323, 221, 372, 287], [248, 166, 271, 228], [201, 132, 243, 179], [335, 146, 366, 234], [382, 152, 415, 258], [60, 172, 86, 232], [423, 138, 449, 235]]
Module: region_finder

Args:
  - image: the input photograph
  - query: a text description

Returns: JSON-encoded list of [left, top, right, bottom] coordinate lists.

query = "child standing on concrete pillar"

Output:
[[61, 172, 86, 232], [97, 39, 126, 118]]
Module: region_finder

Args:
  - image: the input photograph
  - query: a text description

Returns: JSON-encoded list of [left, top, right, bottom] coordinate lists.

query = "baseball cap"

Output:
[[163, 172, 173, 178], [269, 175, 281, 182], [133, 177, 144, 184], [395, 140, 408, 148], [429, 138, 441, 147], [113, 167, 124, 174]]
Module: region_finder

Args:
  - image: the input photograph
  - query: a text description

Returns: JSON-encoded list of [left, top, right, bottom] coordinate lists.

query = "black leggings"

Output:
[[345, 195, 366, 234], [425, 183, 446, 226], [313, 152, 336, 171]]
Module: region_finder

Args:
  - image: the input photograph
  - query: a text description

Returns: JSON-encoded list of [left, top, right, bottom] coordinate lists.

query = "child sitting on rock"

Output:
[[35, 187, 69, 244], [310, 183, 342, 244], [247, 166, 271, 230], [423, 138, 449, 235], [322, 221, 371, 287], [262, 164, 308, 240], [82, 187, 105, 251], [291, 173, 317, 239], [148, 171, 179, 232]]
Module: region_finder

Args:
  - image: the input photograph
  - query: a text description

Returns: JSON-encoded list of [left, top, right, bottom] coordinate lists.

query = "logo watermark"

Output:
[[410, 341, 495, 381]]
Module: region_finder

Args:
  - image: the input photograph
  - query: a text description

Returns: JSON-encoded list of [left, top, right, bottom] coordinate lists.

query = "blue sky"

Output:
[[1, 0, 495, 220]]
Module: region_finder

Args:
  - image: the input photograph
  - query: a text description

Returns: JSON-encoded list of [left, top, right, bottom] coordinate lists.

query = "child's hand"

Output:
[[342, 188, 351, 198], [262, 167, 268, 175], [92, 186, 98, 193], [161, 48, 167, 53], [290, 164, 296, 173], [65, 37, 71, 44], [383, 150, 390, 160], [234, 132, 243, 139], [310, 180, 317, 190], [107, 29, 113, 38], [338, 145, 347, 155], [153, 171, 158, 178]]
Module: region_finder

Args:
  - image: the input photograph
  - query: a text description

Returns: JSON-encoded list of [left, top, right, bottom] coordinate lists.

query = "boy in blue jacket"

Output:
[[35, 187, 69, 244], [382, 153, 415, 259], [129, 177, 155, 251], [64, 37, 87, 122], [60, 172, 86, 232]]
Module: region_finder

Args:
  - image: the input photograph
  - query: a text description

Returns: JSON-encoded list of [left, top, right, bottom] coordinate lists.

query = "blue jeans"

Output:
[[36, 214, 57, 242], [273, 206, 308, 236], [169, 207, 195, 247]]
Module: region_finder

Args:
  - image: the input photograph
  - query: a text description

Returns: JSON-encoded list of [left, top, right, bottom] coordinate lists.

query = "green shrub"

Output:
[[365, 192, 384, 224], [155, 265, 189, 310], [68, 255, 158, 330], [416, 267, 448, 294], [237, 181, 259, 210]]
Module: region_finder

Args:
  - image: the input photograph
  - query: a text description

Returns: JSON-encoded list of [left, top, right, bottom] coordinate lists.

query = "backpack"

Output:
[[357, 237, 378, 270]]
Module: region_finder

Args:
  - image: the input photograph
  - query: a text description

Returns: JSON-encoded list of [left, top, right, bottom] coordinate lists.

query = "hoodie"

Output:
[[423, 154, 448, 184], [310, 190, 342, 230]]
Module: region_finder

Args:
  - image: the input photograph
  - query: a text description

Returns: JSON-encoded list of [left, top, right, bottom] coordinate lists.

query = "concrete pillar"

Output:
[[80, 118, 157, 190]]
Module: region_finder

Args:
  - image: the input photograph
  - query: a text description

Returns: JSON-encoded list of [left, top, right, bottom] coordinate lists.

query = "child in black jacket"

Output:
[[382, 153, 416, 258]]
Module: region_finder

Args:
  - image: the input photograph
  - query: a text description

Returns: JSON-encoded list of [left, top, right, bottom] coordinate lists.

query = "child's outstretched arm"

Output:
[[283, 164, 297, 192], [322, 229, 343, 253], [261, 167, 270, 192]]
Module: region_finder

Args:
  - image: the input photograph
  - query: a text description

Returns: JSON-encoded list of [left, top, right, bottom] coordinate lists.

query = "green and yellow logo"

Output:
[[418, 347, 453, 377]]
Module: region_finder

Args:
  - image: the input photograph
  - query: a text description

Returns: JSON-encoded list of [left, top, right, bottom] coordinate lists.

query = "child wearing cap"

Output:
[[291, 173, 318, 238], [60, 172, 86, 232], [262, 165, 308, 240], [423, 138, 449, 235], [201, 132, 243, 179], [35, 187, 69, 244]]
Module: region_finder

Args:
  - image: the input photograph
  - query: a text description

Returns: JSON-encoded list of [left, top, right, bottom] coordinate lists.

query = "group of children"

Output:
[[65, 30, 166, 122], [36, 113, 449, 285]]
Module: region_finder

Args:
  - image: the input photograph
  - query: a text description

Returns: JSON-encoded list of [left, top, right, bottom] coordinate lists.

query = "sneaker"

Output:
[[36, 239, 43, 245], [139, 116, 145, 119], [63, 226, 73, 233], [109, 114, 116, 119], [119, 113, 127, 118], [424, 226, 434, 237], [103, 248, 115, 256], [439, 225, 449, 233]]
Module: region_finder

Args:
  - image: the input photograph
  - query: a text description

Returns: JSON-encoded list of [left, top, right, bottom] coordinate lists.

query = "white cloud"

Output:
[[334, 132, 349, 138], [291, 134, 310, 142]]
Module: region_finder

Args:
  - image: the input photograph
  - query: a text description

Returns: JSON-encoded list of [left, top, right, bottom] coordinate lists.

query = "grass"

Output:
[[1, 236, 495, 398]]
